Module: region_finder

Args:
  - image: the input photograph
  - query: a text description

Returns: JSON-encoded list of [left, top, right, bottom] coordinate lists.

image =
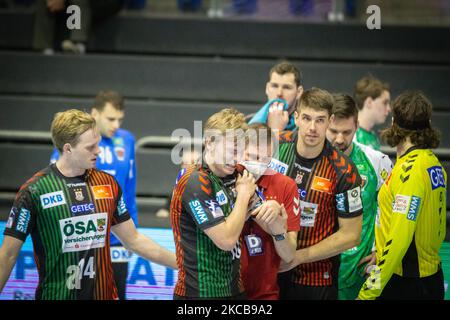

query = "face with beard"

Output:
[[326, 115, 357, 154]]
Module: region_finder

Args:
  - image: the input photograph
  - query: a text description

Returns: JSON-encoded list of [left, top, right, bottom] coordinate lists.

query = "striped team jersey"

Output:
[[271, 131, 363, 286], [170, 165, 243, 298], [359, 147, 447, 300], [4, 164, 130, 300]]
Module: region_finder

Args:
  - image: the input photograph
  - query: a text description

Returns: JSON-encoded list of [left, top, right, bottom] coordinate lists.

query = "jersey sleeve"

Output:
[[50, 148, 60, 164], [181, 170, 226, 231], [124, 134, 138, 226], [3, 187, 37, 242], [334, 154, 363, 218], [358, 168, 425, 300], [376, 154, 394, 191], [282, 177, 301, 232], [112, 184, 131, 226]]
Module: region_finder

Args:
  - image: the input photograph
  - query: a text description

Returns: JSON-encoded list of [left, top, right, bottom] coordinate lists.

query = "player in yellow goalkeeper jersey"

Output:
[[358, 91, 447, 300]]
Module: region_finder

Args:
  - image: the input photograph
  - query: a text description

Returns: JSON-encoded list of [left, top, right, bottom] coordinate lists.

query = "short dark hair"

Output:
[[297, 87, 334, 116], [354, 75, 390, 110], [332, 93, 358, 125], [381, 91, 440, 149], [269, 61, 302, 87], [92, 90, 124, 112]]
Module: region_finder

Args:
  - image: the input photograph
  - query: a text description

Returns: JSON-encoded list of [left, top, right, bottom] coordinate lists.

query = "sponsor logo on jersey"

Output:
[[6, 207, 17, 229], [59, 213, 108, 253], [91, 185, 113, 200], [40, 191, 67, 209], [70, 203, 95, 214], [189, 199, 209, 225], [348, 186, 362, 213], [114, 146, 125, 161], [268, 158, 288, 175], [311, 176, 332, 194], [245, 234, 263, 256], [298, 188, 307, 199], [117, 195, 127, 215], [336, 193, 346, 212], [215, 190, 228, 206], [393, 194, 411, 214], [294, 163, 312, 172], [300, 201, 318, 227], [407, 196, 421, 221], [204, 199, 224, 219], [16, 208, 31, 234], [67, 182, 87, 188], [427, 166, 445, 190]]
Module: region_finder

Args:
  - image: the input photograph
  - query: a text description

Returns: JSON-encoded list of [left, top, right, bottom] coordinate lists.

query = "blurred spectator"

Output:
[[32, 0, 123, 54], [177, 0, 202, 12]]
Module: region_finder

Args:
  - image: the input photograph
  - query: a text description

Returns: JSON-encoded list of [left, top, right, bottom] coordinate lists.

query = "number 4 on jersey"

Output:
[[66, 257, 95, 290]]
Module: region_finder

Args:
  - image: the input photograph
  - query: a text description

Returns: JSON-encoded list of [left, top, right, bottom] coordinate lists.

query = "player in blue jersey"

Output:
[[50, 90, 137, 299]]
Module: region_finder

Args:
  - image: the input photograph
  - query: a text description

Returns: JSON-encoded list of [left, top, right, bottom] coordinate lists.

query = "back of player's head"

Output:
[[381, 90, 440, 149], [354, 75, 390, 110], [204, 108, 248, 136], [332, 93, 358, 125], [51, 109, 97, 152], [269, 61, 302, 87], [297, 87, 334, 116], [92, 90, 124, 112]]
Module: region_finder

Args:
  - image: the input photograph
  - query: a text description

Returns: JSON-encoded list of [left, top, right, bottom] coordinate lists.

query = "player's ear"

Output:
[[91, 108, 99, 118], [63, 143, 72, 154], [296, 85, 303, 99]]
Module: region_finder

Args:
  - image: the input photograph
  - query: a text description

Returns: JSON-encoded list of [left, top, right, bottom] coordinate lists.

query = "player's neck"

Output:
[[55, 158, 86, 178], [358, 110, 375, 132], [296, 138, 325, 159], [397, 138, 415, 158]]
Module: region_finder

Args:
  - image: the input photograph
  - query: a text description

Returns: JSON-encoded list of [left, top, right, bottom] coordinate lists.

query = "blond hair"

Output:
[[51, 109, 97, 152], [204, 107, 248, 136]]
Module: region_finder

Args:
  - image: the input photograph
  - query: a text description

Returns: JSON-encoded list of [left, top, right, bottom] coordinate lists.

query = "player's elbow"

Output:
[[213, 238, 237, 251]]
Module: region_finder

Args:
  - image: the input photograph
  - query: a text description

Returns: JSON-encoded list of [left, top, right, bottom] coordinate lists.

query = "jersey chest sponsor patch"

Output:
[[393, 195, 411, 214], [300, 201, 318, 227], [40, 190, 67, 209], [268, 158, 288, 175], [91, 185, 113, 200], [311, 176, 332, 194], [427, 166, 445, 190], [215, 190, 228, 206], [59, 213, 108, 253]]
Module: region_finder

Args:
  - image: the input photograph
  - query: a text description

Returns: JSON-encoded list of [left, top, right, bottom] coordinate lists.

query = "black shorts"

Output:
[[278, 270, 338, 300], [378, 268, 445, 300]]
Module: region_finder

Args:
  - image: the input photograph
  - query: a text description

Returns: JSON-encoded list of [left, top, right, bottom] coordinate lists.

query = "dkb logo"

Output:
[[40, 191, 66, 209]]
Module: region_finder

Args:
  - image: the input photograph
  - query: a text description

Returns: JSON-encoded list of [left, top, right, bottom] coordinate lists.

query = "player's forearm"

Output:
[[294, 229, 360, 265], [127, 233, 177, 269], [274, 233, 297, 263], [0, 251, 17, 293], [222, 193, 251, 243]]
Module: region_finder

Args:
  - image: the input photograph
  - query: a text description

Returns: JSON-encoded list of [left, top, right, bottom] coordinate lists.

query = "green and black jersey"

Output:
[[170, 164, 243, 298], [4, 164, 130, 300]]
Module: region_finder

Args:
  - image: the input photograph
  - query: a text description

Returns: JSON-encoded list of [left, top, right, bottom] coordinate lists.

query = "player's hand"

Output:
[[358, 251, 376, 274], [47, 0, 65, 12], [251, 200, 281, 225], [267, 100, 289, 131], [235, 169, 256, 200]]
